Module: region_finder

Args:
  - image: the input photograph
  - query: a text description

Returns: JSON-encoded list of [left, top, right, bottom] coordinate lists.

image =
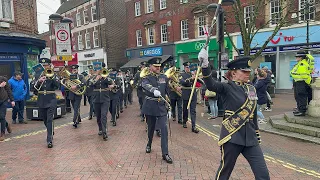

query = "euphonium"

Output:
[[140, 67, 150, 78], [58, 68, 86, 96], [165, 67, 182, 97]]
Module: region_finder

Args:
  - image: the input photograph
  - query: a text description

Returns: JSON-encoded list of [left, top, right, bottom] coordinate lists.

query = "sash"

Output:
[[218, 85, 257, 146]]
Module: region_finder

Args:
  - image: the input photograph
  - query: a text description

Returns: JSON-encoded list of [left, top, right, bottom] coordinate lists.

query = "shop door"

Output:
[[0, 62, 14, 78], [265, 55, 276, 76]]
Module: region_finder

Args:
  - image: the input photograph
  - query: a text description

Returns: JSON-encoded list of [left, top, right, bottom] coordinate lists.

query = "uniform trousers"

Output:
[[215, 142, 270, 180], [88, 96, 95, 117], [124, 91, 129, 106], [71, 99, 81, 123], [119, 92, 124, 111], [94, 102, 109, 134], [109, 99, 117, 122], [294, 81, 309, 113], [127, 91, 133, 104], [0, 101, 7, 134], [183, 99, 197, 128], [39, 106, 55, 143], [146, 115, 169, 155], [170, 98, 182, 121]]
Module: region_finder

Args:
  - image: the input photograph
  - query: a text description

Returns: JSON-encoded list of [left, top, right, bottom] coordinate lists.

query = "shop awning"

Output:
[[121, 55, 172, 68]]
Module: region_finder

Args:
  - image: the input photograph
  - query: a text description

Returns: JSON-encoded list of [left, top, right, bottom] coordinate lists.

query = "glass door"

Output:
[[0, 62, 14, 79]]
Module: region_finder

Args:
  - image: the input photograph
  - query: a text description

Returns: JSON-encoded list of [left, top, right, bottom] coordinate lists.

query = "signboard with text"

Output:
[[139, 47, 163, 57], [54, 23, 72, 61]]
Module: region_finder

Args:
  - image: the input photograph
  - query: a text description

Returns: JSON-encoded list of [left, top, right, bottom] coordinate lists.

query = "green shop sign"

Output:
[[176, 38, 233, 54]]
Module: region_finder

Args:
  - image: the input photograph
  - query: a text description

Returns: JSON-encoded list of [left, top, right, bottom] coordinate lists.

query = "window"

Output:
[[91, 6, 97, 21], [181, 20, 188, 40], [147, 27, 155, 45], [135, 1, 141, 16], [0, 0, 13, 20], [93, 27, 99, 47], [76, 13, 81, 27], [85, 31, 91, 49], [299, 0, 315, 21], [161, 24, 168, 43], [78, 33, 83, 50], [83, 9, 89, 24], [180, 0, 188, 4], [136, 30, 142, 46], [146, 0, 154, 13], [198, 16, 206, 37], [160, 0, 166, 10], [270, 0, 280, 26], [244, 5, 255, 29]]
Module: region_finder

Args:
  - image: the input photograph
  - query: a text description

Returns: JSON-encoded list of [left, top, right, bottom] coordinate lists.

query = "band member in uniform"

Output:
[[134, 62, 147, 122], [86, 65, 95, 119], [179, 62, 199, 133], [169, 67, 183, 124], [124, 71, 133, 107], [117, 69, 125, 113], [108, 68, 119, 126], [33, 58, 60, 148], [64, 65, 72, 113], [198, 49, 270, 180], [89, 62, 113, 140], [68, 65, 86, 128], [142, 57, 172, 164]]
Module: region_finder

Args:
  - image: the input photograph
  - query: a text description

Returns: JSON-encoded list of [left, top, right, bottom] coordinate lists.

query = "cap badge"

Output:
[[42, 59, 46, 63], [248, 60, 252, 67]]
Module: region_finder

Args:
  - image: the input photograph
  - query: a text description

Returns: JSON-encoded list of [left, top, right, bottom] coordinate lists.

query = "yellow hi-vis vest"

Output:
[[290, 59, 311, 85], [306, 54, 315, 74]]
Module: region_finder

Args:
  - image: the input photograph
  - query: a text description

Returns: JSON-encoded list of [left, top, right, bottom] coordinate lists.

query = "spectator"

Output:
[[206, 71, 218, 119], [254, 69, 268, 124], [262, 66, 273, 111], [8, 72, 27, 124]]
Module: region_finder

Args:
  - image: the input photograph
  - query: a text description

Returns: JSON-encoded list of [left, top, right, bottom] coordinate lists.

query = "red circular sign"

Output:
[[56, 29, 69, 42]]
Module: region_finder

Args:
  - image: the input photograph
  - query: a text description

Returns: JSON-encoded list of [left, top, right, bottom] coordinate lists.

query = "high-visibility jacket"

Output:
[[306, 54, 315, 74], [290, 59, 311, 85]]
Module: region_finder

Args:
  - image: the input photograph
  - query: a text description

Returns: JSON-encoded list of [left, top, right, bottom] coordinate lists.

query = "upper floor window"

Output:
[[146, 0, 154, 13], [147, 26, 155, 45], [93, 27, 99, 47], [91, 6, 97, 21], [270, 0, 280, 26], [161, 24, 168, 43], [244, 5, 255, 29], [78, 33, 83, 50], [299, 0, 315, 21], [136, 29, 142, 47], [180, 0, 188, 4], [85, 31, 91, 49], [135, 1, 141, 16], [160, 0, 166, 10], [181, 20, 188, 40], [198, 16, 206, 37], [76, 13, 81, 27], [83, 9, 89, 24], [0, 0, 13, 21]]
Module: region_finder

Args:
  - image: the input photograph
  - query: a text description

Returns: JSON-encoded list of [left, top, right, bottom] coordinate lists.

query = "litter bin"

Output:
[[26, 97, 66, 120]]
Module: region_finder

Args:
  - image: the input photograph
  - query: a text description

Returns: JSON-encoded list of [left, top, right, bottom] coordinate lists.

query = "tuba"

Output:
[[140, 67, 150, 78], [165, 67, 182, 97], [58, 68, 87, 96]]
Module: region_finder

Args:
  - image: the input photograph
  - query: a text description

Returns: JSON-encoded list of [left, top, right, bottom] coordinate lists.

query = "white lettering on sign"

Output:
[[54, 23, 72, 58], [195, 42, 205, 51], [144, 49, 161, 56]]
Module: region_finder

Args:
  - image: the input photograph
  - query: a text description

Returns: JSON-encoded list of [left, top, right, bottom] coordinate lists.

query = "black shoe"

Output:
[[141, 117, 144, 122], [156, 130, 161, 137], [12, 121, 16, 124], [19, 120, 28, 124], [172, 118, 176, 121], [73, 123, 78, 128], [183, 123, 187, 128], [113, 121, 117, 126], [125, 106, 127, 109], [98, 131, 102, 135], [294, 112, 306, 116], [192, 127, 199, 133], [103, 133, 108, 141], [89, 116, 92, 120], [47, 142, 53, 148], [162, 154, 173, 164], [178, 121, 182, 124], [146, 145, 151, 153], [116, 113, 119, 119], [79, 118, 82, 122], [120, 110, 123, 113]]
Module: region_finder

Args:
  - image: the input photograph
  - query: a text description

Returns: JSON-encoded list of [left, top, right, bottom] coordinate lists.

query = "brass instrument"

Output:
[[129, 80, 134, 88], [88, 68, 109, 85], [58, 68, 87, 96], [165, 67, 182, 97], [140, 67, 150, 78], [34, 67, 56, 92]]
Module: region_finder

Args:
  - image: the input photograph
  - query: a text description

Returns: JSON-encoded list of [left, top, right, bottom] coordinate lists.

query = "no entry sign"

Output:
[[54, 23, 72, 61]]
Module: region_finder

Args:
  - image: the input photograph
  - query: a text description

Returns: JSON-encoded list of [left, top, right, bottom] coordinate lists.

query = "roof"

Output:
[[0, 31, 41, 39], [56, 0, 90, 14]]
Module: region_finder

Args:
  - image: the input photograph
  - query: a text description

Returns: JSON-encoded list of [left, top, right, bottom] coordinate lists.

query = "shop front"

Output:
[[77, 48, 106, 73], [0, 33, 46, 100], [175, 38, 233, 69], [237, 24, 320, 90]]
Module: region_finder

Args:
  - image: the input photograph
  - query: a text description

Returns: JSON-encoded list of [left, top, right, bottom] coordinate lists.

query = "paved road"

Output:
[[0, 93, 319, 179]]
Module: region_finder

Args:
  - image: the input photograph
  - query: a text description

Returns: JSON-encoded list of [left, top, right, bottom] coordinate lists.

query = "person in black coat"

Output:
[[254, 69, 268, 123]]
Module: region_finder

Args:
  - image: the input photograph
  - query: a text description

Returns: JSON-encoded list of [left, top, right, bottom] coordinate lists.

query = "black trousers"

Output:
[[215, 142, 270, 180], [71, 99, 81, 123], [294, 81, 309, 113], [138, 97, 144, 117], [170, 98, 182, 121], [66, 98, 71, 112], [39, 106, 55, 143], [0, 101, 7, 134], [94, 102, 109, 134], [182, 99, 196, 128], [109, 99, 117, 122], [146, 115, 169, 155]]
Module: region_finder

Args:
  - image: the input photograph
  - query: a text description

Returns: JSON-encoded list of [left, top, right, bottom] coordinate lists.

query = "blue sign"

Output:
[[260, 62, 272, 70], [289, 61, 297, 82], [140, 47, 163, 57], [239, 47, 277, 55], [280, 43, 320, 52], [0, 55, 20, 61], [93, 62, 102, 71], [312, 57, 320, 78]]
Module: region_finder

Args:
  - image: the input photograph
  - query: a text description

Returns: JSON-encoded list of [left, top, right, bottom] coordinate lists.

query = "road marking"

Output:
[[188, 119, 320, 179]]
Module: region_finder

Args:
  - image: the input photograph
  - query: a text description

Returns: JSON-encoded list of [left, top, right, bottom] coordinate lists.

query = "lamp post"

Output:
[[305, 0, 310, 47]]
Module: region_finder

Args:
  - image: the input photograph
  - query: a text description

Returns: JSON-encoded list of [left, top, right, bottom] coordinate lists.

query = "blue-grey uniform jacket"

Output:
[[34, 76, 60, 108], [68, 74, 86, 100], [85, 75, 94, 97], [202, 67, 259, 147], [179, 72, 197, 101], [109, 78, 120, 100], [90, 77, 112, 103], [141, 73, 169, 117], [134, 71, 144, 98]]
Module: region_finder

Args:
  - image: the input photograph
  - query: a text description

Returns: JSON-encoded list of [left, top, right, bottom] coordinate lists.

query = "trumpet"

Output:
[[33, 67, 56, 92], [89, 68, 110, 85]]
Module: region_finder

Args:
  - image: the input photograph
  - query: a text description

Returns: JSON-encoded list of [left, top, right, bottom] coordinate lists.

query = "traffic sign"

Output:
[[54, 23, 72, 60]]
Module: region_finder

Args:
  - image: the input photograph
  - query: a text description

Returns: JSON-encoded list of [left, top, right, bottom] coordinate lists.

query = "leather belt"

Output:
[[38, 91, 55, 95], [94, 88, 109, 92], [145, 96, 162, 102]]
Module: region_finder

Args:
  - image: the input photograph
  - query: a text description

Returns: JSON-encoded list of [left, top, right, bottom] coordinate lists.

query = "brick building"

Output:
[[45, 0, 127, 71], [0, 0, 46, 99]]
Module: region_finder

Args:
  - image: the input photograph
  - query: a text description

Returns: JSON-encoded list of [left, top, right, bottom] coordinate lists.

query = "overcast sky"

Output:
[[37, 0, 61, 33]]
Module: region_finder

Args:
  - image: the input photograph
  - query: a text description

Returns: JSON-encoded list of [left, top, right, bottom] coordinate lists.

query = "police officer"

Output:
[[86, 65, 95, 119], [34, 58, 60, 148], [68, 65, 86, 128], [198, 49, 270, 180], [179, 62, 199, 133], [290, 51, 313, 116], [89, 62, 113, 141], [142, 57, 172, 164], [108, 68, 119, 126], [134, 62, 147, 122]]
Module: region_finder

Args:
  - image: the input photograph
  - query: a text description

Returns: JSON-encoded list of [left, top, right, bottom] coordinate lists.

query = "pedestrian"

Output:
[[0, 76, 15, 141], [262, 66, 273, 111], [142, 57, 172, 164], [254, 69, 268, 124], [8, 71, 27, 124], [198, 49, 270, 180], [206, 70, 218, 119]]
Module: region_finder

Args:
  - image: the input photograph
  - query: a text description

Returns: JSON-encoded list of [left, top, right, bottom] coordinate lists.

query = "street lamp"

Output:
[[60, 17, 73, 24]]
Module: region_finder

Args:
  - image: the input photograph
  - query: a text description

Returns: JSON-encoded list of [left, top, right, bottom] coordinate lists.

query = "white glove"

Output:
[[153, 90, 161, 97], [198, 48, 209, 68]]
